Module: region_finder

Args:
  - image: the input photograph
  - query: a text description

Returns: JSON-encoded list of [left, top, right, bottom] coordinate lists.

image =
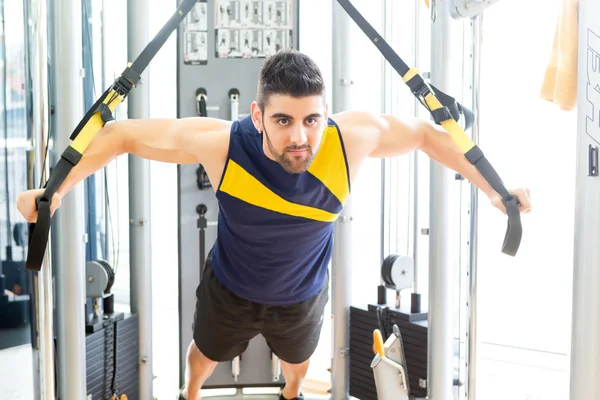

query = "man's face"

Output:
[[252, 94, 328, 174]]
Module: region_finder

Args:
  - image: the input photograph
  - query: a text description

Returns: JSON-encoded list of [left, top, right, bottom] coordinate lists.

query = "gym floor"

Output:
[[0, 341, 569, 400]]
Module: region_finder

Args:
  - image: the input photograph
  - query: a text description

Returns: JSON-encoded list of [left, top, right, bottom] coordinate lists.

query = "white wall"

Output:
[[476, 0, 576, 356]]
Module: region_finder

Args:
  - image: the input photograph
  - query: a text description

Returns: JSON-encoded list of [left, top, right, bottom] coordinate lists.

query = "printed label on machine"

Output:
[[215, 0, 294, 59], [587, 29, 600, 144], [183, 0, 209, 65]]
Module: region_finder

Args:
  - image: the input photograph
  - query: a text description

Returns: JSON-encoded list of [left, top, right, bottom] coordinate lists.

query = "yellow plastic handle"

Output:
[[424, 0, 430, 7], [372, 329, 385, 357]]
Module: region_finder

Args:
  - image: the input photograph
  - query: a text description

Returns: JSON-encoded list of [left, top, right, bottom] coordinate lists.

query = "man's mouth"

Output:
[[287, 148, 309, 154]]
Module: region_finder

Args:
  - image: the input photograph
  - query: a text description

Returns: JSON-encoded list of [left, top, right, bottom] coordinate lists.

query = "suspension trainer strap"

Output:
[[26, 0, 198, 271], [336, 0, 522, 256]]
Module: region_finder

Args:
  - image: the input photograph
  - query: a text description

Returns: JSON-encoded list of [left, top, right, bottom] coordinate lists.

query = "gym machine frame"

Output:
[[570, 0, 600, 398]]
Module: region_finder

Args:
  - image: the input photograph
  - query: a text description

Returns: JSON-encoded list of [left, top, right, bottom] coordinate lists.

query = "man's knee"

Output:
[[280, 358, 310, 377], [187, 340, 219, 369]]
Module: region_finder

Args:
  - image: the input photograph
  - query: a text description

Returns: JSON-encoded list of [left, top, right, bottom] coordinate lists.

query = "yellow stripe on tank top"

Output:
[[219, 159, 340, 222], [307, 125, 350, 204]]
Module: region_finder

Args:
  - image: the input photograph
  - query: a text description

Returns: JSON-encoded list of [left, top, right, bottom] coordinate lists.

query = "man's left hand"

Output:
[[490, 188, 532, 215]]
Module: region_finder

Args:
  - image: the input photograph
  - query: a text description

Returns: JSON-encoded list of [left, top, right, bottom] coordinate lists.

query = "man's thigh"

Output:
[[193, 263, 260, 362], [262, 282, 329, 364]]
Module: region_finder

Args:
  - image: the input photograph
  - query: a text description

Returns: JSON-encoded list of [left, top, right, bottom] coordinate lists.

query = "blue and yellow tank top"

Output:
[[210, 115, 351, 305]]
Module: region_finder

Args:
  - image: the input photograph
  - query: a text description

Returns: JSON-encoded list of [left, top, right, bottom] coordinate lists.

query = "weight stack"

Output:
[[85, 313, 139, 400], [349, 306, 379, 400], [86, 313, 122, 400], [349, 304, 429, 399], [114, 313, 140, 399], [85, 326, 108, 400]]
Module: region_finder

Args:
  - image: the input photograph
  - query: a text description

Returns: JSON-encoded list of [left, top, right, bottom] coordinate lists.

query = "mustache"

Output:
[[285, 144, 311, 151]]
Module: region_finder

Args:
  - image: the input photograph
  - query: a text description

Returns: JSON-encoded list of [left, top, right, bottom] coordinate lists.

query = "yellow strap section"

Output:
[[402, 68, 420, 83], [423, 93, 475, 153], [307, 125, 350, 204], [219, 159, 340, 222], [402, 68, 475, 154], [71, 89, 124, 154]]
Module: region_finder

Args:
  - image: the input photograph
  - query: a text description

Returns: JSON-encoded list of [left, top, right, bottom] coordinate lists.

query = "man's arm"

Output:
[[55, 116, 231, 198], [335, 111, 503, 200]]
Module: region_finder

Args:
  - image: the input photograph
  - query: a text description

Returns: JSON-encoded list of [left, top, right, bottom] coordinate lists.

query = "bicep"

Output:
[[334, 111, 425, 162], [368, 115, 426, 158], [174, 117, 232, 164], [120, 117, 231, 165]]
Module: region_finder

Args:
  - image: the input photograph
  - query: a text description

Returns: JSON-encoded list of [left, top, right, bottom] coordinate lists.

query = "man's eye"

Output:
[[307, 118, 317, 125], [277, 119, 289, 126]]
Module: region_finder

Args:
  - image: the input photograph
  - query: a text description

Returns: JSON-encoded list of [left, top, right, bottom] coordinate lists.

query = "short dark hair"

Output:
[[257, 49, 325, 111]]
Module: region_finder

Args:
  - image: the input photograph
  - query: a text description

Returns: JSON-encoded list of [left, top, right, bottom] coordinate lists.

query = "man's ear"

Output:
[[250, 101, 263, 131]]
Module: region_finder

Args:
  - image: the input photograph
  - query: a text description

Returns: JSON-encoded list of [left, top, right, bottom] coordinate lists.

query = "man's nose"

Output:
[[290, 126, 308, 145]]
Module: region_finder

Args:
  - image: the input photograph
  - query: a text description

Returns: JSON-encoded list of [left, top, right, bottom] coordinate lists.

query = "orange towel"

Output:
[[540, 0, 579, 111]]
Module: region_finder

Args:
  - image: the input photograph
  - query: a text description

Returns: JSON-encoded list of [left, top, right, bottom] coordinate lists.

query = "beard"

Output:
[[263, 128, 315, 174]]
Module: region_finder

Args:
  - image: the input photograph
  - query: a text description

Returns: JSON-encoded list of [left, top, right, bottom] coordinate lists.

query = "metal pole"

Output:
[[412, 0, 420, 297], [26, 0, 55, 397], [380, 0, 387, 269], [127, 0, 153, 397], [331, 2, 354, 398], [51, 0, 88, 396], [466, 13, 482, 400], [428, 0, 461, 398], [569, 1, 600, 398]]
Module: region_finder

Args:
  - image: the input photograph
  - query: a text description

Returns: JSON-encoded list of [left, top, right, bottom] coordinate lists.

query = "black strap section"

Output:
[[70, 88, 112, 140], [336, 0, 409, 76], [27, 0, 199, 272], [97, 103, 115, 125], [465, 146, 522, 256], [129, 0, 198, 75], [337, 0, 473, 130], [26, 157, 77, 271], [430, 83, 475, 130], [404, 74, 474, 130], [26, 201, 50, 272]]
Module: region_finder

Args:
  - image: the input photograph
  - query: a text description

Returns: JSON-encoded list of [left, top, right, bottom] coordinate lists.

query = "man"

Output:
[[17, 49, 531, 400]]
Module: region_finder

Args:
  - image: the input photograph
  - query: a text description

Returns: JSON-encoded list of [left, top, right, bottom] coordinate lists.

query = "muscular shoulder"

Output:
[[180, 117, 232, 162], [329, 111, 382, 178], [183, 117, 232, 190]]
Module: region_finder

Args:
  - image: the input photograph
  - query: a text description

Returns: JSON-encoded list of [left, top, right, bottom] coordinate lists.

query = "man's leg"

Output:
[[263, 276, 329, 400], [181, 340, 218, 400], [183, 260, 259, 399], [279, 359, 310, 399]]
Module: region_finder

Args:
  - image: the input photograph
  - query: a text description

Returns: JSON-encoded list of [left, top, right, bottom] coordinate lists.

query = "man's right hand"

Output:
[[16, 189, 62, 223]]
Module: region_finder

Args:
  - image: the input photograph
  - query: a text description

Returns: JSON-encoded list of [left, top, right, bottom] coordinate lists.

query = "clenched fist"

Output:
[[17, 189, 62, 223], [490, 188, 532, 215]]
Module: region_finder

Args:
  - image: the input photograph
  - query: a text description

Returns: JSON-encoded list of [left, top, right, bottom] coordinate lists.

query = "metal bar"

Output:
[[127, 0, 154, 397], [331, 1, 355, 397], [466, 12, 482, 400], [380, 0, 387, 271], [412, 0, 420, 294], [26, 0, 56, 396], [569, 0, 600, 398], [51, 0, 88, 395], [427, 0, 460, 398]]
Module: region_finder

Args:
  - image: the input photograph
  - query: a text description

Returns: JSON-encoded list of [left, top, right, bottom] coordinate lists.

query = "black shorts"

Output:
[[193, 259, 329, 364]]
